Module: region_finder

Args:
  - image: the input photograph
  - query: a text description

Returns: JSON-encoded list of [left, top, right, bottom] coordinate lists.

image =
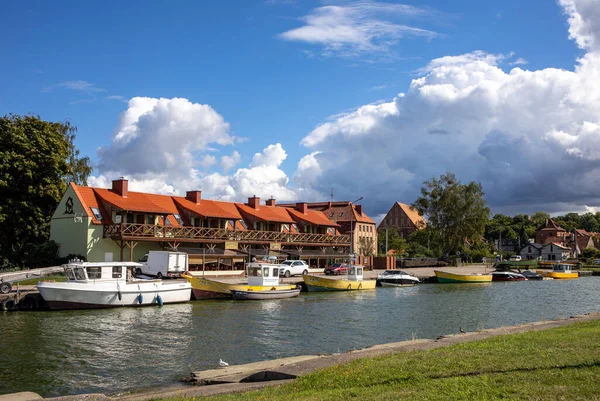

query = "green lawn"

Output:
[[158, 319, 600, 401], [16, 275, 66, 285]]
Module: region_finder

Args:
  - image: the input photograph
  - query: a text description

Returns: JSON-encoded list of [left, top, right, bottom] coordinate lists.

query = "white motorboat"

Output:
[[37, 261, 191, 310], [376, 270, 420, 287]]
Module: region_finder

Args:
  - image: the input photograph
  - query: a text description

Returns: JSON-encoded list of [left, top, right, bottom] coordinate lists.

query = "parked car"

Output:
[[324, 263, 349, 275], [278, 260, 309, 277]]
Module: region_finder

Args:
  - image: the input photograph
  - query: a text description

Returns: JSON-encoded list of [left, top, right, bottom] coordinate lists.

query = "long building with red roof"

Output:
[[50, 178, 352, 269]]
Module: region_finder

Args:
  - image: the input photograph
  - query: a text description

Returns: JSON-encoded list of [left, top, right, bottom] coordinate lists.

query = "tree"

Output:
[[413, 172, 490, 255], [358, 237, 376, 256], [377, 227, 407, 256], [0, 114, 92, 267]]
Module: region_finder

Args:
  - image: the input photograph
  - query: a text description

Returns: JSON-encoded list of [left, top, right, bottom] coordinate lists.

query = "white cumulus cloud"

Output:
[[294, 0, 600, 216]]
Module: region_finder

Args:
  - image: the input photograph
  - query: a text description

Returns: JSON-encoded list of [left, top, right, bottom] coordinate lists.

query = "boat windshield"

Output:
[[73, 267, 87, 280], [87, 266, 101, 279], [65, 268, 77, 281]]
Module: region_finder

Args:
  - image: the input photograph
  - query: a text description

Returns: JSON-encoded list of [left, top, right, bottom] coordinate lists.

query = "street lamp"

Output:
[[350, 197, 364, 264]]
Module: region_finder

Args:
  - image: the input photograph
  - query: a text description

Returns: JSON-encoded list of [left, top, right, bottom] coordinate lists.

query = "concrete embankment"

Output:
[[14, 311, 597, 401]]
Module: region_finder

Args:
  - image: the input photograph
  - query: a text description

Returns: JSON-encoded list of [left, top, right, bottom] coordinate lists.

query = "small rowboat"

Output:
[[230, 287, 301, 300]]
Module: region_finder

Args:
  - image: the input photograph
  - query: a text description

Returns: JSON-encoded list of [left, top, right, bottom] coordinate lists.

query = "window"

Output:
[[86, 266, 101, 279], [74, 268, 87, 280], [164, 216, 172, 225], [146, 215, 155, 224], [339, 212, 344, 217], [66, 268, 76, 280], [291, 224, 298, 231], [329, 212, 334, 217], [90, 207, 103, 221], [263, 267, 270, 277], [112, 266, 122, 278], [239, 219, 248, 229], [172, 214, 183, 225], [328, 227, 335, 235]]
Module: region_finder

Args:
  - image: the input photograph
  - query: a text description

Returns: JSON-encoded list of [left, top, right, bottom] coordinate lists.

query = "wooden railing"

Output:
[[103, 223, 350, 245]]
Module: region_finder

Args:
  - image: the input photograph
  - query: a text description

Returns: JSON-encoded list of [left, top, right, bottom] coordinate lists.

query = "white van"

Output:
[[138, 251, 188, 278]]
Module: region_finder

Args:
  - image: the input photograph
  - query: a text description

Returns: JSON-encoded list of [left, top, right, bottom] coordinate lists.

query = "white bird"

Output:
[[218, 359, 229, 368]]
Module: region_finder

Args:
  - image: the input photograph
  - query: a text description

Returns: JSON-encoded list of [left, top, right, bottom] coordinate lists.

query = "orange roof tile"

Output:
[[173, 197, 242, 220], [93, 188, 172, 214], [236, 204, 295, 223], [286, 208, 339, 227], [397, 202, 427, 229], [73, 183, 110, 224]]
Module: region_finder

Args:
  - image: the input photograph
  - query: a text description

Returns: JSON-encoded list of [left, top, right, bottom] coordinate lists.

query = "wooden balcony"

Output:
[[103, 223, 350, 246]]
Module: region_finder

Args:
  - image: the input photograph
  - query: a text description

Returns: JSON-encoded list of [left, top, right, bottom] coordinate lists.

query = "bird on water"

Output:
[[219, 359, 229, 368]]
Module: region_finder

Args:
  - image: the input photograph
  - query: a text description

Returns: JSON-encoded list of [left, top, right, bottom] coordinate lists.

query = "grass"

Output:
[[156, 319, 600, 401], [15, 275, 66, 285]]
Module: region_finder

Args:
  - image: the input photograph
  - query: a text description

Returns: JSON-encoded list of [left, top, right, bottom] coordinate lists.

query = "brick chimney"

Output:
[[296, 202, 308, 214], [266, 198, 276, 206], [248, 195, 260, 210], [112, 177, 128, 198], [355, 204, 363, 216], [186, 190, 202, 205]]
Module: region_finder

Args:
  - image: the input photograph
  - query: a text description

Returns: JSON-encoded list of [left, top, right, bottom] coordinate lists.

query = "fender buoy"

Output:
[[156, 294, 163, 307], [117, 291, 122, 301], [137, 294, 143, 305]]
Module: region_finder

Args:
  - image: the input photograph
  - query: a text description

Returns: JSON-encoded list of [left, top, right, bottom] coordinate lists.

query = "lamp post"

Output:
[[350, 197, 364, 265]]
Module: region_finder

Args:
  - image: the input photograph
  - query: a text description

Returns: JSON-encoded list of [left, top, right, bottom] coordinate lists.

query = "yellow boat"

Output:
[[434, 270, 492, 283], [182, 263, 297, 299], [302, 265, 376, 291], [537, 263, 579, 280]]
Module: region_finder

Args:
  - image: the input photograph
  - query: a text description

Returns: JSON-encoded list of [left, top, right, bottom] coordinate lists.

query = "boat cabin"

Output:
[[246, 263, 282, 286], [347, 265, 364, 282], [552, 263, 573, 273], [63, 262, 144, 282]]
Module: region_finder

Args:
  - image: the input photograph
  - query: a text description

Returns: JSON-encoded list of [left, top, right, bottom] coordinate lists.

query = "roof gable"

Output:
[[236, 203, 295, 223], [173, 197, 242, 220], [286, 208, 340, 227], [93, 188, 172, 214]]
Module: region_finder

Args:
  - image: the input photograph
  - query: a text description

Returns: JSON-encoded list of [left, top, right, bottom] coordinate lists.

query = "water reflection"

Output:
[[1, 278, 599, 397]]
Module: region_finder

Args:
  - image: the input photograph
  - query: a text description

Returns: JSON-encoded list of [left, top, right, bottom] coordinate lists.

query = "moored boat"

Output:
[[491, 270, 527, 281], [303, 265, 376, 291], [37, 262, 192, 310], [434, 270, 492, 283], [182, 262, 298, 299], [537, 263, 579, 279], [376, 270, 419, 287], [519, 269, 544, 280], [230, 287, 301, 300]]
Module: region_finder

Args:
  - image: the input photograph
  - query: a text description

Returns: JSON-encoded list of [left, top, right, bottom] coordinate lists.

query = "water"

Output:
[[1, 278, 599, 397]]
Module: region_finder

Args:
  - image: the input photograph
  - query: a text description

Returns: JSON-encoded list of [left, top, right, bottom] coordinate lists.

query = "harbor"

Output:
[[1, 272, 599, 397]]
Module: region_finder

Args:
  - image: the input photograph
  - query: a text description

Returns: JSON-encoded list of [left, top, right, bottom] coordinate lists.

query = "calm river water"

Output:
[[1, 277, 600, 397]]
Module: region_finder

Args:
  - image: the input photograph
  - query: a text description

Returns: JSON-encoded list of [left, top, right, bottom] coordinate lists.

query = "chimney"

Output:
[[296, 202, 308, 214], [186, 190, 202, 205], [248, 195, 260, 210], [266, 198, 276, 206], [356, 204, 363, 216], [112, 177, 128, 198]]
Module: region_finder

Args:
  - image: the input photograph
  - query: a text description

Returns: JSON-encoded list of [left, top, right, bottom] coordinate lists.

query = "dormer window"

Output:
[[90, 207, 103, 221], [239, 220, 248, 229], [173, 214, 184, 225], [329, 212, 334, 217], [339, 212, 344, 217]]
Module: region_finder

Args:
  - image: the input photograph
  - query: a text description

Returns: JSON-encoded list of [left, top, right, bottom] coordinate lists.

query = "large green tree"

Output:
[[0, 114, 92, 267], [413, 172, 490, 255]]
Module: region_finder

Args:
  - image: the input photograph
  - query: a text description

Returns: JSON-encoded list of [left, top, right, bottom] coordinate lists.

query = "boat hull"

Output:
[[230, 288, 301, 300], [379, 279, 419, 287], [37, 280, 192, 310], [536, 270, 579, 279], [491, 272, 526, 282], [182, 273, 297, 299], [434, 270, 492, 283], [302, 274, 376, 291]]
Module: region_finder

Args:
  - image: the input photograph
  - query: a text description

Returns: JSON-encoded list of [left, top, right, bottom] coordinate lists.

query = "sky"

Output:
[[1, 0, 600, 223]]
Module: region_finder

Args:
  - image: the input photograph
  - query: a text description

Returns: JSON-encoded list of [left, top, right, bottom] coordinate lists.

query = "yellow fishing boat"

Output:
[[182, 263, 297, 299], [537, 263, 579, 280], [302, 265, 376, 291], [434, 270, 492, 283]]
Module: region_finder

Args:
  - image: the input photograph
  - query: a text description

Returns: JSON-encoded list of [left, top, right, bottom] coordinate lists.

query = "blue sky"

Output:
[[1, 0, 599, 221]]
